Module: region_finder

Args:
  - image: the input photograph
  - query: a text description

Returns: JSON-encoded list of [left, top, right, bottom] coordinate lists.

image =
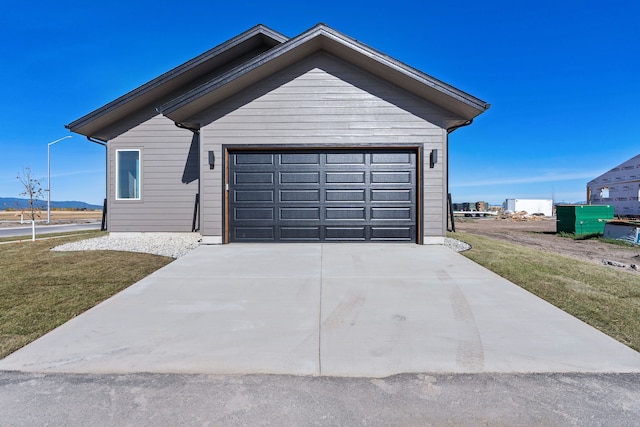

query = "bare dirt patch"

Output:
[[453, 217, 640, 274]]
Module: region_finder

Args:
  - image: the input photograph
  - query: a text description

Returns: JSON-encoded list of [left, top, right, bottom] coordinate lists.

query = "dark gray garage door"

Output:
[[228, 149, 417, 242]]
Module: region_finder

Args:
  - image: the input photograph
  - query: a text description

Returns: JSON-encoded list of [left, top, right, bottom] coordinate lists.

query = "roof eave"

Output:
[[66, 24, 289, 139]]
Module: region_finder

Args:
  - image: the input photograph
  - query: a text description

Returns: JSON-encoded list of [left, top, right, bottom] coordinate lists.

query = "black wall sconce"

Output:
[[208, 151, 215, 170], [429, 149, 438, 168]]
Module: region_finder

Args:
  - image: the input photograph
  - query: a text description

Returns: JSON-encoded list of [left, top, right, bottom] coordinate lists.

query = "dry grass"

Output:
[[0, 231, 172, 358], [0, 210, 102, 222], [453, 231, 640, 351]]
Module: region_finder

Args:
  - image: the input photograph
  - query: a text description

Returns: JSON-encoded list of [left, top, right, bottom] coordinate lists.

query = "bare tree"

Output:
[[17, 166, 44, 221]]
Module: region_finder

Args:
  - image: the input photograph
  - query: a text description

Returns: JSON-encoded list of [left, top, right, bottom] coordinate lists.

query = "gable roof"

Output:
[[65, 25, 288, 141], [67, 23, 489, 141], [159, 24, 490, 130]]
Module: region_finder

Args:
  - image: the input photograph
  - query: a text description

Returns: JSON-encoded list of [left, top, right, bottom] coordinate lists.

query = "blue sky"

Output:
[[0, 0, 638, 206]]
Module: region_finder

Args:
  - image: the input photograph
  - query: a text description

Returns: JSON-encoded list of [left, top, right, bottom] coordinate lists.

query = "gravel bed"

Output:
[[52, 233, 468, 257], [443, 237, 471, 252], [51, 233, 202, 259]]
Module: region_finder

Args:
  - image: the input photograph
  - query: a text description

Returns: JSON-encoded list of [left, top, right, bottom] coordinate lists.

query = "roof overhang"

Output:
[[65, 25, 289, 141], [159, 24, 490, 129]]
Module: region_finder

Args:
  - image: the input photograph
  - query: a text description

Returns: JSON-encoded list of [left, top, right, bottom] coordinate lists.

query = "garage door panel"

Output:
[[326, 153, 366, 164], [229, 150, 417, 242], [371, 207, 412, 220], [234, 227, 275, 240], [371, 171, 412, 183], [371, 152, 412, 164], [326, 227, 366, 240], [235, 172, 274, 184], [235, 190, 274, 202], [326, 189, 366, 202], [280, 207, 321, 220], [235, 154, 274, 165], [281, 153, 320, 164], [234, 208, 274, 220], [326, 207, 366, 220], [371, 189, 412, 202], [280, 190, 320, 202], [280, 172, 320, 184], [371, 227, 413, 240], [280, 227, 321, 240], [326, 172, 366, 184]]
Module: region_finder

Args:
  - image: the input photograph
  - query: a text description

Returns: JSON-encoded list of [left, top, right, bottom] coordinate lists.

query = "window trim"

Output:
[[115, 149, 142, 201]]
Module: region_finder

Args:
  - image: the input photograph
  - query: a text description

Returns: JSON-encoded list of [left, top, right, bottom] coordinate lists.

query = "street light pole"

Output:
[[47, 135, 73, 224]]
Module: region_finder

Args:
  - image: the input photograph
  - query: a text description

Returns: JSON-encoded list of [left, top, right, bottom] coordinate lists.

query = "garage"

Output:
[[227, 148, 419, 242]]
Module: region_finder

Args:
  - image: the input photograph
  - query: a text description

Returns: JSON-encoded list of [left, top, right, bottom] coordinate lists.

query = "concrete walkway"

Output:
[[1, 244, 639, 376]]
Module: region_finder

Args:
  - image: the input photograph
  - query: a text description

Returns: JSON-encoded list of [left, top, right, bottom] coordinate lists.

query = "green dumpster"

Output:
[[556, 205, 614, 236]]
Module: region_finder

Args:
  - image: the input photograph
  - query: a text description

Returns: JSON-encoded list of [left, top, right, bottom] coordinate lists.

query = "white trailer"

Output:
[[504, 199, 553, 216], [587, 154, 640, 217]]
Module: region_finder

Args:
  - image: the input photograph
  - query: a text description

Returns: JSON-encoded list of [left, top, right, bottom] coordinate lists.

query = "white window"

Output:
[[116, 149, 141, 200], [600, 187, 609, 198]]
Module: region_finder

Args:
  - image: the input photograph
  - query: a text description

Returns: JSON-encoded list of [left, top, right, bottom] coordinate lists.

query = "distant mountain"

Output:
[[0, 197, 102, 210]]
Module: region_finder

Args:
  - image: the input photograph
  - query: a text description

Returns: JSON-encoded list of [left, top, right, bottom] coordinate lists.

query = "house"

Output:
[[587, 154, 640, 217], [66, 24, 490, 244]]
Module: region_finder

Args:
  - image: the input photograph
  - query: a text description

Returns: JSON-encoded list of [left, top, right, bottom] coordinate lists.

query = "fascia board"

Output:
[[66, 24, 288, 137]]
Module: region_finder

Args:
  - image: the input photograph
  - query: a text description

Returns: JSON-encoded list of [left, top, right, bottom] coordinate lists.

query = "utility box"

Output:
[[556, 204, 614, 235]]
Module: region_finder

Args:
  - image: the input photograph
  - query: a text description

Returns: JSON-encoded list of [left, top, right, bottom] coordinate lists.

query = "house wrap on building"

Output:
[[587, 154, 640, 217], [66, 24, 490, 244]]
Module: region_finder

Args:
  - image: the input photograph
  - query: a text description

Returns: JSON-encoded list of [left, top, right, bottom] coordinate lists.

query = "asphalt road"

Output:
[[0, 222, 101, 238], [1, 371, 639, 426]]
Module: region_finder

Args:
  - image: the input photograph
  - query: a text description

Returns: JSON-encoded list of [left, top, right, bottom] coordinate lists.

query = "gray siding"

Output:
[[198, 53, 450, 241], [107, 115, 198, 232]]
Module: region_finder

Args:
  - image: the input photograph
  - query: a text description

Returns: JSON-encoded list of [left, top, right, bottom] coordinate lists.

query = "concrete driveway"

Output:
[[1, 244, 639, 376]]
